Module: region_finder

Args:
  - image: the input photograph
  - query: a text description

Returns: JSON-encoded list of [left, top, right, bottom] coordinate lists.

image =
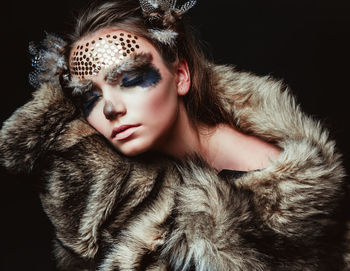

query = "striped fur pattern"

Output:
[[0, 63, 349, 270]]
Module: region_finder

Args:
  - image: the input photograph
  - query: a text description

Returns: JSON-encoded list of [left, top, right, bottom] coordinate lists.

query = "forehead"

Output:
[[70, 29, 153, 80]]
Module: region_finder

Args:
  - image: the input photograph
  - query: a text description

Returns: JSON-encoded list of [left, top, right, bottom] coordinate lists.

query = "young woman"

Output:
[[1, 0, 349, 270], [68, 27, 281, 171]]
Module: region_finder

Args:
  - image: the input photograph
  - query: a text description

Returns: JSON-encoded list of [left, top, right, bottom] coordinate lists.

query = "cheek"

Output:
[[86, 102, 108, 135], [140, 79, 178, 124]]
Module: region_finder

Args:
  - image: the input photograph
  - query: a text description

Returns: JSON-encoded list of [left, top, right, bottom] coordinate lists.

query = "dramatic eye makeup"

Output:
[[69, 52, 162, 117], [121, 65, 161, 88], [104, 53, 160, 87], [82, 91, 102, 117]]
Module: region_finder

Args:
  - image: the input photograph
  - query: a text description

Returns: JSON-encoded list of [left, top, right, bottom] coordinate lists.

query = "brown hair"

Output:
[[68, 0, 230, 126]]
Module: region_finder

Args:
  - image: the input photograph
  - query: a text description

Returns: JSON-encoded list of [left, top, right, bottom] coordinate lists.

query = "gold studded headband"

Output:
[[70, 31, 142, 80]]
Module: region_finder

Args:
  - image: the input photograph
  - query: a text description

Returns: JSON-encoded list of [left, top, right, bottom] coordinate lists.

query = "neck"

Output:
[[153, 101, 201, 159]]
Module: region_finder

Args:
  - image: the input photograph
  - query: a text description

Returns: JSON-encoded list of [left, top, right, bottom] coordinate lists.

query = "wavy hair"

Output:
[[68, 0, 232, 126]]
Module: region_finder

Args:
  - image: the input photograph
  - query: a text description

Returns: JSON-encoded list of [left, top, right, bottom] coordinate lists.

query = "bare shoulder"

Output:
[[207, 123, 282, 172]]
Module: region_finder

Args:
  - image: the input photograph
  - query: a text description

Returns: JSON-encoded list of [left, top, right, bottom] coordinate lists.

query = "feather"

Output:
[[178, 0, 197, 15], [148, 28, 178, 46], [139, 0, 159, 15], [139, 0, 197, 18]]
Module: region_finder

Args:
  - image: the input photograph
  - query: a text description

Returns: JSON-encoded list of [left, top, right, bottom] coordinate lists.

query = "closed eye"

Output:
[[82, 91, 102, 117], [121, 72, 145, 87], [121, 66, 161, 88]]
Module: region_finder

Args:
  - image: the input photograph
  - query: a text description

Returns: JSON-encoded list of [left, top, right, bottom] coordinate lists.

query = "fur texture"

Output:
[[1, 63, 349, 270], [29, 32, 67, 89]]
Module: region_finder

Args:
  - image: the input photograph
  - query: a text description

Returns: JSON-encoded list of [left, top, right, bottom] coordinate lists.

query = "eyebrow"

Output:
[[68, 78, 96, 96], [104, 52, 153, 84], [68, 53, 153, 95]]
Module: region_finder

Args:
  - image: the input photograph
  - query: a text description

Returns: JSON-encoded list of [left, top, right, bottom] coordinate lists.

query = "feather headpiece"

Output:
[[139, 0, 197, 46]]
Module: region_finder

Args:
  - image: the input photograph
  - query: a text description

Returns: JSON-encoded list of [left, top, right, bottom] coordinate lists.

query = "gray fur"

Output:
[[0, 63, 349, 270]]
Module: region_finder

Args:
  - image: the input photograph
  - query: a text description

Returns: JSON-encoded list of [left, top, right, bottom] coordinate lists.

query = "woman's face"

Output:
[[69, 28, 189, 156]]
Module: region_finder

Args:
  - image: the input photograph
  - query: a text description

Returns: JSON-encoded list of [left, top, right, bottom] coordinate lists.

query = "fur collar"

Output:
[[164, 64, 349, 269], [0, 61, 349, 269]]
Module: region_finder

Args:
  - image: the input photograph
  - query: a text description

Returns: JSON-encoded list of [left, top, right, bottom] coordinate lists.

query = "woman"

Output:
[[68, 25, 281, 170], [1, 0, 349, 270]]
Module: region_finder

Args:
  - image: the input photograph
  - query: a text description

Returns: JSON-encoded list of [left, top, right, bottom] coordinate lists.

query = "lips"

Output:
[[111, 124, 140, 140]]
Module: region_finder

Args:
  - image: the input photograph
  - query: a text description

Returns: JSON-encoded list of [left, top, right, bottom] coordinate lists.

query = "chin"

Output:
[[115, 138, 152, 157]]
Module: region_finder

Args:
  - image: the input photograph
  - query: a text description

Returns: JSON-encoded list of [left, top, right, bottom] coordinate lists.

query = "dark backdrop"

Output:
[[2, 0, 350, 270]]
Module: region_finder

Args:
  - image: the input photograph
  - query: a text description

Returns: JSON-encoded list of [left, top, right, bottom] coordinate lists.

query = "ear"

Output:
[[175, 58, 191, 96]]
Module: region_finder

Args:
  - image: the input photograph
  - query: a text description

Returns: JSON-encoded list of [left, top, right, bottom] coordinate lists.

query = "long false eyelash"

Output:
[[121, 74, 145, 88], [121, 64, 162, 88], [120, 67, 149, 87], [105, 53, 153, 84], [68, 53, 152, 94], [82, 92, 102, 117]]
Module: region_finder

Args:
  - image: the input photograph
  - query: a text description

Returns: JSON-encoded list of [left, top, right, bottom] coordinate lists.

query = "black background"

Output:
[[2, 0, 350, 270]]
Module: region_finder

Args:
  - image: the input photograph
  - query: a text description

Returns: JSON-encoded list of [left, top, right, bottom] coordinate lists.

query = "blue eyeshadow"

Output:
[[121, 66, 161, 88], [83, 92, 100, 117]]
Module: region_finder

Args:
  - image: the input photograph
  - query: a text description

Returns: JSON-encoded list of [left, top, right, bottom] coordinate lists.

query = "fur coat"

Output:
[[1, 47, 349, 270]]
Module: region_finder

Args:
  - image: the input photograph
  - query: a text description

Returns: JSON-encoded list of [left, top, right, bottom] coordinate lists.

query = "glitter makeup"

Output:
[[70, 31, 141, 80]]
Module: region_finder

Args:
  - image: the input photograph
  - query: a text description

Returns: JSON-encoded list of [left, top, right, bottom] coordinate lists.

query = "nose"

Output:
[[103, 99, 126, 120]]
